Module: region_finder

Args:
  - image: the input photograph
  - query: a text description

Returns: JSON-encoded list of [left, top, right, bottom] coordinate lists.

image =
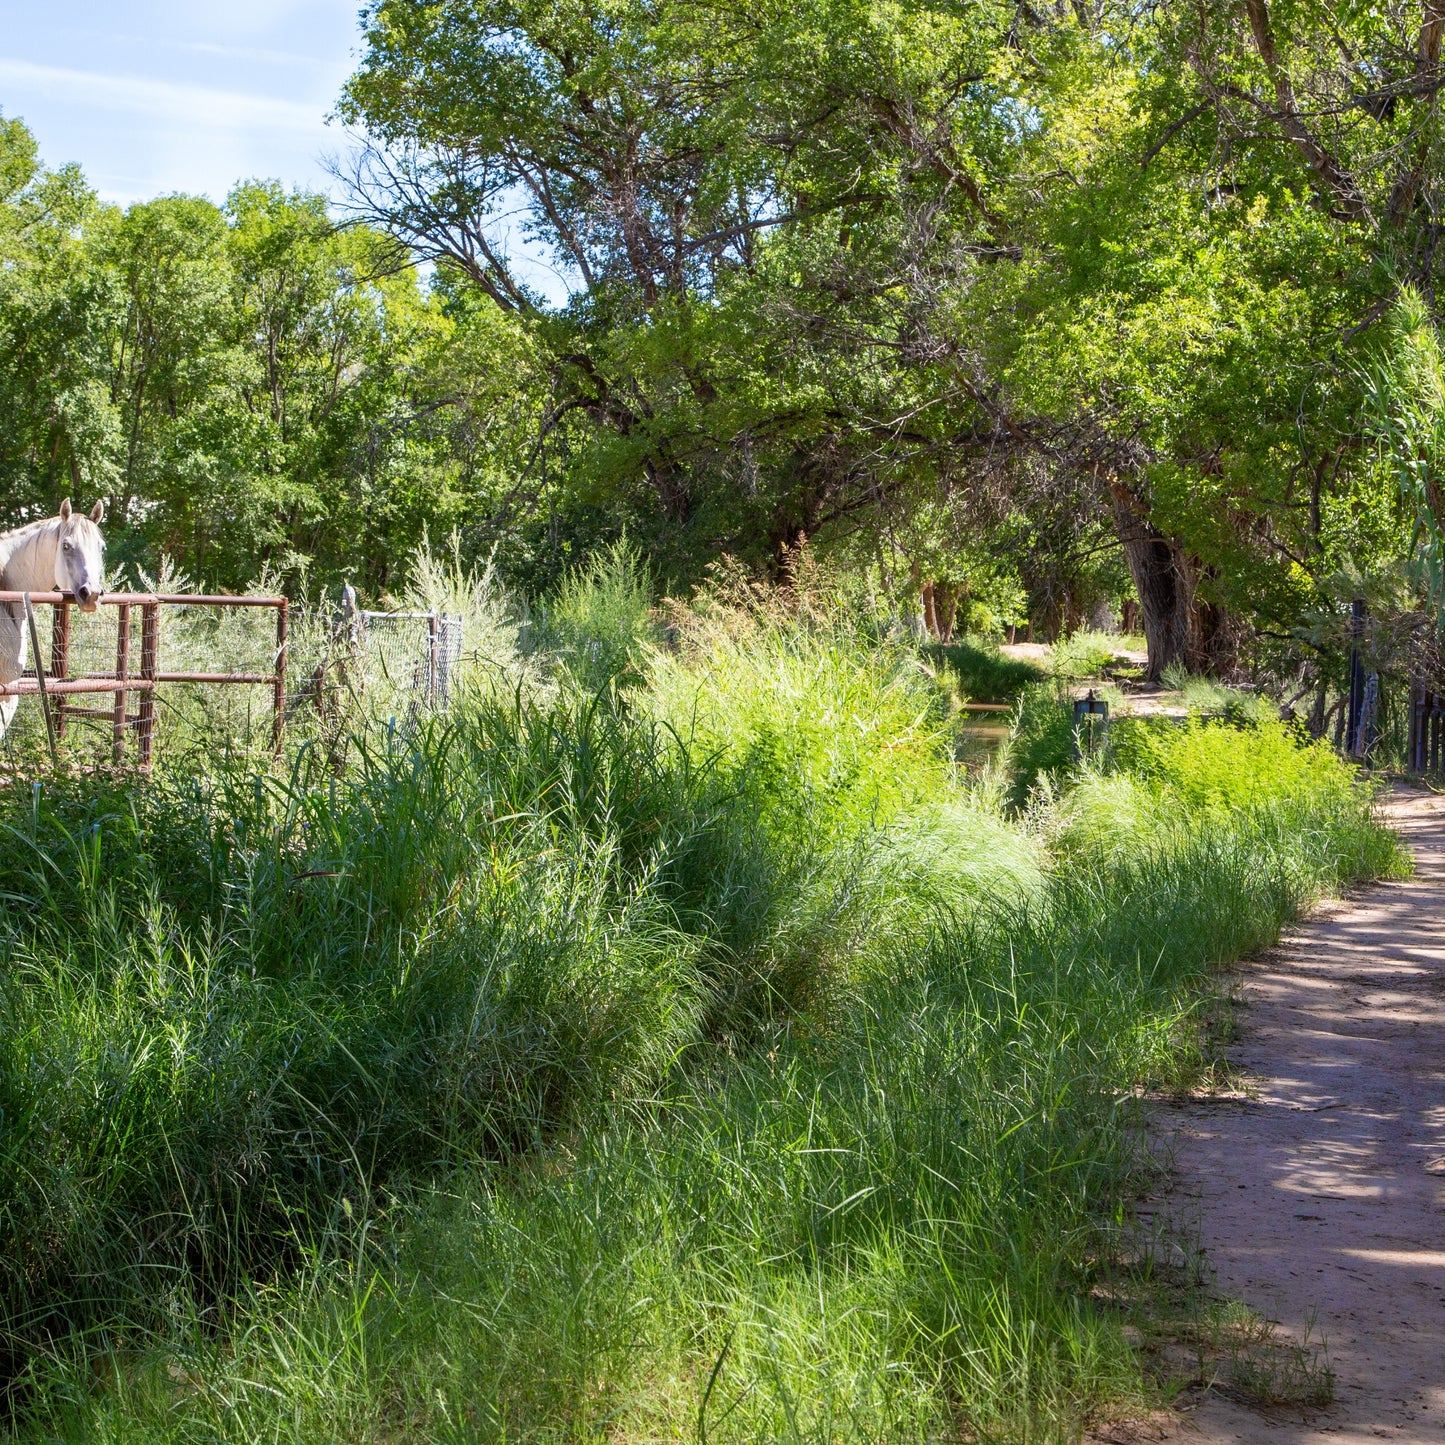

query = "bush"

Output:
[[541, 538, 657, 692], [23, 717, 1400, 1444], [0, 606, 968, 1354], [0, 699, 728, 1346], [1051, 629, 1124, 680], [1113, 715, 1352, 813]]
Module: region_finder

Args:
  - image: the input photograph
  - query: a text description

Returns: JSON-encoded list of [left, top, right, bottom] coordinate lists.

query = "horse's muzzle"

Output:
[[76, 586, 100, 613]]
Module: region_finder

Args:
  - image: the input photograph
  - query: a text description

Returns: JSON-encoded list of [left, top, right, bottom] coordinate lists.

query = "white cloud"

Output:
[[0, 58, 324, 136]]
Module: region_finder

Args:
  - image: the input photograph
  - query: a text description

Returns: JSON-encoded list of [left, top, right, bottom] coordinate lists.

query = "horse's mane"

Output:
[[0, 514, 104, 576], [65, 515, 104, 549], [0, 514, 103, 545]]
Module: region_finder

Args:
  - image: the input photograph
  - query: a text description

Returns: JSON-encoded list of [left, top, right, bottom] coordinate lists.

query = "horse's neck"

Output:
[[0, 522, 52, 684], [0, 522, 56, 593]]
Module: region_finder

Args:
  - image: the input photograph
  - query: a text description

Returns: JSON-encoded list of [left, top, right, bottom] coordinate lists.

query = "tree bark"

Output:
[[1109, 482, 1241, 678], [921, 581, 939, 638], [1110, 482, 1194, 679], [935, 582, 960, 643], [1385, 0, 1445, 225]]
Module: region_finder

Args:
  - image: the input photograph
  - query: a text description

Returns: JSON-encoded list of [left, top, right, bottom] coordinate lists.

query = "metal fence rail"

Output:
[[1, 591, 287, 765], [4, 590, 466, 768]]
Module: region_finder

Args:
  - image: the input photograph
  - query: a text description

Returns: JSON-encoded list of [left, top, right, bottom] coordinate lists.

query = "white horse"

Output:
[[0, 499, 107, 738]]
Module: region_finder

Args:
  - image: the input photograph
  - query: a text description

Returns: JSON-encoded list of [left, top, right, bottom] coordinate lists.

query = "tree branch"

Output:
[[1139, 102, 1211, 172], [1240, 0, 1373, 221]]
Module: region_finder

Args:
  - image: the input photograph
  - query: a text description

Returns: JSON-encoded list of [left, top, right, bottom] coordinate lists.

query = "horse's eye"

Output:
[[63, 541, 73, 553]]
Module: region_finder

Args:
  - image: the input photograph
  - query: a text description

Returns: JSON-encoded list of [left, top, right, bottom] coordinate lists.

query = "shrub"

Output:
[[1112, 715, 1357, 814], [1051, 629, 1124, 680], [542, 538, 657, 691]]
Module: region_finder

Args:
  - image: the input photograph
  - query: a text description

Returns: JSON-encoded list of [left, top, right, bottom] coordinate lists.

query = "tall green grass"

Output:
[[539, 538, 657, 694], [0, 570, 1403, 1442], [922, 639, 1044, 702]]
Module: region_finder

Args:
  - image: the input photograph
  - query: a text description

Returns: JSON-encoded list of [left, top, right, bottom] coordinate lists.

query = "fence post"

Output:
[[23, 595, 59, 768], [137, 602, 159, 768], [273, 600, 288, 758], [51, 600, 70, 740], [112, 603, 131, 765], [1346, 598, 1367, 757], [427, 611, 439, 708]]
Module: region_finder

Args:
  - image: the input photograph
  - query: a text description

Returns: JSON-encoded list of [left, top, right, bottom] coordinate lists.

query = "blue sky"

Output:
[[0, 2, 364, 205]]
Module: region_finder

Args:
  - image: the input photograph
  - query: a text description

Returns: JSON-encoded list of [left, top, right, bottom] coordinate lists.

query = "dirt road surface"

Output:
[[1156, 788, 1445, 1444]]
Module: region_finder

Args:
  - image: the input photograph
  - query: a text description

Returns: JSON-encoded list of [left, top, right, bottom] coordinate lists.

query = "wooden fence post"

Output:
[[137, 602, 159, 768], [113, 603, 131, 764]]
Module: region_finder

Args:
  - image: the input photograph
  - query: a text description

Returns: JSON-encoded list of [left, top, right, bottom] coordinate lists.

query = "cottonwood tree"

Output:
[[0, 113, 119, 517], [0, 115, 535, 593], [335, 0, 1051, 587], [979, 0, 1445, 675]]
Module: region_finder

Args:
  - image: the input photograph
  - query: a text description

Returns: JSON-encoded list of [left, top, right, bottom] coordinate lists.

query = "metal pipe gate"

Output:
[[0, 591, 289, 766]]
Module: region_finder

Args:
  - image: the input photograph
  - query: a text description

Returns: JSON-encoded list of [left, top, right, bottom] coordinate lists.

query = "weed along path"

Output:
[[1156, 787, 1445, 1444]]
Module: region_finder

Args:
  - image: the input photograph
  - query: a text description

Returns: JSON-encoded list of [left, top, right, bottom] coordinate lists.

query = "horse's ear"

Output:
[[59, 499, 71, 522], [90, 500, 105, 524]]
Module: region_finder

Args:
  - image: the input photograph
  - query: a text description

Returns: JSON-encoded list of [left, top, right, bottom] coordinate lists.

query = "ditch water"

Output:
[[957, 703, 1012, 767]]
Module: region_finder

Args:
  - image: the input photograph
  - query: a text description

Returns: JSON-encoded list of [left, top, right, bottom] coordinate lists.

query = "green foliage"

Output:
[[1363, 287, 1445, 624], [0, 599, 960, 1354], [1052, 630, 1128, 681], [542, 538, 657, 692], [647, 586, 950, 850], [1113, 717, 1354, 815], [1004, 683, 1079, 808], [12, 665, 1399, 1442], [0, 586, 1402, 1440], [0, 121, 538, 592], [5, 0, 1441, 670], [923, 638, 1044, 702]]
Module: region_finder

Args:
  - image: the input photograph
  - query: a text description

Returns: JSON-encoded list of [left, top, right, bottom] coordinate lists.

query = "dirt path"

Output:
[[1154, 788, 1445, 1444]]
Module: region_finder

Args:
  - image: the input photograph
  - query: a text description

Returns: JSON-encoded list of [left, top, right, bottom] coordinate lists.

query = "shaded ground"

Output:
[[1150, 787, 1445, 1444]]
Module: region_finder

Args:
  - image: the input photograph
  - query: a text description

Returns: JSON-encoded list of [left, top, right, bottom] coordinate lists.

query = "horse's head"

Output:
[[55, 499, 106, 613]]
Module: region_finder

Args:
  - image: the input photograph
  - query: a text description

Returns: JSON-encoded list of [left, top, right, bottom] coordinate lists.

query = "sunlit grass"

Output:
[[0, 562, 1403, 1442]]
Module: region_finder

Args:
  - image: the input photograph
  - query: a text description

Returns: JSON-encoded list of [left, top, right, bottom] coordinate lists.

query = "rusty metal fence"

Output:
[[0, 591, 287, 766]]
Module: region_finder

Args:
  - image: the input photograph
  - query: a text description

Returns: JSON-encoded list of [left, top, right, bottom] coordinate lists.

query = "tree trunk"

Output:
[[935, 582, 960, 643], [1190, 590, 1239, 676], [921, 581, 939, 638], [1110, 483, 1240, 679], [1110, 482, 1194, 680]]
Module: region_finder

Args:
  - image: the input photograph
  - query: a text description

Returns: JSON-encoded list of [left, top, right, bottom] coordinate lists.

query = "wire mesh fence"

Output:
[[353, 610, 464, 711], [285, 601, 464, 732], [2, 593, 465, 766]]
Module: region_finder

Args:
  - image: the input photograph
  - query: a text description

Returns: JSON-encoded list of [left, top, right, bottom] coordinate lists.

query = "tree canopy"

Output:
[[6, 0, 1445, 684]]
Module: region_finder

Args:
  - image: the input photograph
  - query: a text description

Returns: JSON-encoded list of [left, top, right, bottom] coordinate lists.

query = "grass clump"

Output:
[[0, 575, 1405, 1443], [540, 538, 657, 692], [923, 638, 1044, 702]]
